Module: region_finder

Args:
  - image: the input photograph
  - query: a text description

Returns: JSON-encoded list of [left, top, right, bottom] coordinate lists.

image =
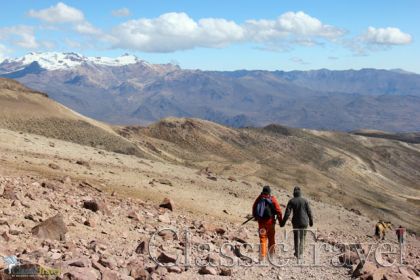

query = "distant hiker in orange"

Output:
[[396, 225, 405, 245], [253, 185, 283, 261], [280, 186, 313, 259]]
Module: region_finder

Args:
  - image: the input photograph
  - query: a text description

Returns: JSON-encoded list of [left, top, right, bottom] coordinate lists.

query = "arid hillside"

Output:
[[0, 78, 142, 156], [119, 118, 420, 233]]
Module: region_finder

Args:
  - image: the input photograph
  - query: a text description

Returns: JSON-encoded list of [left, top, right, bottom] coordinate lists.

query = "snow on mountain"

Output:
[[1, 52, 145, 71]]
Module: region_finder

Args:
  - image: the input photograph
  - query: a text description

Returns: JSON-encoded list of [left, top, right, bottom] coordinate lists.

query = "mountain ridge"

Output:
[[2, 52, 420, 132]]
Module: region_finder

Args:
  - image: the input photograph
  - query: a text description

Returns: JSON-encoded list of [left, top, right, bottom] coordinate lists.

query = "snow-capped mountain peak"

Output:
[[1, 52, 144, 71]]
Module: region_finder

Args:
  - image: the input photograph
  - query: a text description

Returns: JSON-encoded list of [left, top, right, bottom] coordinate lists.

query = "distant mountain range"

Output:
[[1, 52, 420, 131]]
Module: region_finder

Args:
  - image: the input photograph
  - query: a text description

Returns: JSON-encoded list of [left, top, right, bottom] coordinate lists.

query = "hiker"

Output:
[[280, 186, 313, 259], [252, 185, 283, 260], [396, 225, 405, 245], [375, 221, 392, 240]]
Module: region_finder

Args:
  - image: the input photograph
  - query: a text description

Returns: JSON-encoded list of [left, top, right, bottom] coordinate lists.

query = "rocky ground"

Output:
[[0, 128, 419, 279], [0, 173, 419, 279]]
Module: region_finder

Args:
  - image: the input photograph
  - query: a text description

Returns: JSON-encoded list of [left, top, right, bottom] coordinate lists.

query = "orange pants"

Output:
[[258, 219, 276, 258]]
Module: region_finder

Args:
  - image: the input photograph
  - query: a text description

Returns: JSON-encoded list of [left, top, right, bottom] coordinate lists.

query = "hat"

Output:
[[262, 185, 271, 194]]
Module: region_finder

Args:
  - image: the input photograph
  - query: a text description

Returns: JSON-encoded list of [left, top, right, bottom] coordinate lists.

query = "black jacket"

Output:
[[281, 188, 313, 228]]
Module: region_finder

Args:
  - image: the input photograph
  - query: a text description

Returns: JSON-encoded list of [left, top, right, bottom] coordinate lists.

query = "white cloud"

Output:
[[363, 27, 412, 45], [0, 25, 39, 49], [112, 12, 244, 52], [112, 8, 131, 17], [28, 2, 104, 39], [13, 5, 413, 55], [74, 21, 102, 35], [344, 26, 413, 56], [0, 44, 10, 62], [28, 2, 84, 23], [111, 11, 344, 52], [277, 11, 344, 38]]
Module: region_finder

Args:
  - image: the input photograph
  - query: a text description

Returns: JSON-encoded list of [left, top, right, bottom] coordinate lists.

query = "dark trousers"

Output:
[[293, 228, 307, 258]]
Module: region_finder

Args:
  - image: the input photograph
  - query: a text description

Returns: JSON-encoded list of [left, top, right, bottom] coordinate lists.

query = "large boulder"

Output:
[[31, 214, 67, 241]]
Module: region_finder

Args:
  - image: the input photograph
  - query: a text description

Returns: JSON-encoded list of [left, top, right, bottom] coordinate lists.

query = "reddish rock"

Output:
[[101, 269, 118, 280], [99, 255, 117, 270], [31, 214, 68, 241], [2, 187, 17, 200], [62, 267, 98, 280], [130, 267, 149, 280], [83, 217, 98, 228], [199, 266, 218, 275], [220, 267, 232, 276], [398, 266, 418, 279], [158, 213, 171, 224], [159, 198, 174, 211], [127, 210, 141, 221], [167, 265, 182, 273], [339, 250, 360, 265], [1, 232, 11, 242], [135, 240, 149, 255], [83, 200, 110, 215], [65, 258, 91, 268], [158, 230, 176, 241], [359, 266, 387, 280], [92, 259, 106, 272], [127, 260, 148, 280], [157, 252, 177, 264]]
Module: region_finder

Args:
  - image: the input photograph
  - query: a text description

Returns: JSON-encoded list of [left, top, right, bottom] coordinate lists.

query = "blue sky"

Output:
[[1, 0, 419, 72]]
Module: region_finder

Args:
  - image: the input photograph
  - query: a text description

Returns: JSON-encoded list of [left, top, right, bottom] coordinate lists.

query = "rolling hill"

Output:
[[0, 78, 142, 156], [119, 118, 420, 233]]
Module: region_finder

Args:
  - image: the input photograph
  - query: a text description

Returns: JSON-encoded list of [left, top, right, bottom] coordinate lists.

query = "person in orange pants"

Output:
[[253, 186, 283, 260]]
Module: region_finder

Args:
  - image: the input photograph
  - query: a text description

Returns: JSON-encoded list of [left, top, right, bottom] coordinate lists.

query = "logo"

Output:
[[2, 256, 61, 278], [3, 256, 20, 274]]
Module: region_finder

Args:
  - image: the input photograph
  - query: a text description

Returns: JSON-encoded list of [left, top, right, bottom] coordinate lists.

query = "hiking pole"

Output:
[[241, 216, 254, 225]]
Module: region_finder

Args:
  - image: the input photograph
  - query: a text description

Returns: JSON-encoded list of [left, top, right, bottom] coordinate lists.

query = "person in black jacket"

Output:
[[280, 186, 313, 259]]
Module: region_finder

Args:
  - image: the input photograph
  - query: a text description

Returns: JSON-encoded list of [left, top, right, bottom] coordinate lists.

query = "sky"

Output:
[[0, 0, 419, 72]]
